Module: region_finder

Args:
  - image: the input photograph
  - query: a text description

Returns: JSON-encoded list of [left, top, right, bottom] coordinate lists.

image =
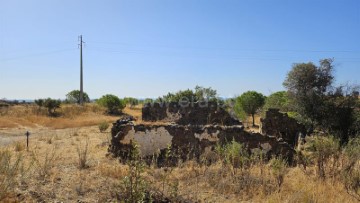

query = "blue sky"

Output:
[[1, 0, 359, 100]]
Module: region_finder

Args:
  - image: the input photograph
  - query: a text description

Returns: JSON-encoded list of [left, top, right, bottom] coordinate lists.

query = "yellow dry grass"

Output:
[[123, 104, 143, 121], [0, 104, 119, 129], [1, 104, 359, 202], [1, 126, 359, 202]]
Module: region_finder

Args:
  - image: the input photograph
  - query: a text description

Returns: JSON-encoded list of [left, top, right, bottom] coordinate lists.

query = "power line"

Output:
[[86, 40, 360, 54]]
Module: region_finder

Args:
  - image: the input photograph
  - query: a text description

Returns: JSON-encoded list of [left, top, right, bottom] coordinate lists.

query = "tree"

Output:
[[235, 91, 266, 126], [34, 99, 44, 108], [123, 97, 139, 109], [158, 86, 219, 104], [194, 85, 218, 102], [159, 89, 196, 103], [142, 98, 154, 104], [262, 91, 289, 113], [97, 94, 125, 114], [43, 98, 61, 116], [283, 59, 334, 126], [66, 90, 90, 104], [283, 58, 359, 143]]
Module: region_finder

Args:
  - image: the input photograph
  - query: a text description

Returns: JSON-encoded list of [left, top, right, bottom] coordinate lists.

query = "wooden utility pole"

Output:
[[79, 35, 84, 105]]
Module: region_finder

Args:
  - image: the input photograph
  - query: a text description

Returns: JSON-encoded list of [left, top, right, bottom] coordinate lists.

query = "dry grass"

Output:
[[0, 125, 358, 202], [0, 103, 120, 129], [123, 104, 143, 121], [1, 104, 359, 202]]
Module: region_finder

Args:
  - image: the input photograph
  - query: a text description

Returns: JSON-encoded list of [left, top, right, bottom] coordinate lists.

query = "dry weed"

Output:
[[32, 146, 58, 179], [76, 138, 90, 169]]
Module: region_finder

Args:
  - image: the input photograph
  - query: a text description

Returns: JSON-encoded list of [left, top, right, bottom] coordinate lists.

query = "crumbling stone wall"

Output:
[[142, 102, 241, 126], [109, 117, 295, 166], [261, 109, 306, 147]]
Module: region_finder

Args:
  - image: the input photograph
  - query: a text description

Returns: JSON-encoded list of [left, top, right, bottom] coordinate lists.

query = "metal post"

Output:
[[79, 35, 84, 105], [25, 131, 30, 151]]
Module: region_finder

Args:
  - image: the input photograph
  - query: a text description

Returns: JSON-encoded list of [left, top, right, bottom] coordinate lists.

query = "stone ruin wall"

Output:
[[142, 102, 241, 126], [261, 108, 306, 147], [109, 119, 295, 166], [109, 104, 305, 166]]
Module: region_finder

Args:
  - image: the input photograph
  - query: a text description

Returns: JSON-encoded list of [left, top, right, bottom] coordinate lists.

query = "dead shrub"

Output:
[[14, 141, 25, 152], [32, 146, 57, 179], [98, 121, 110, 133], [76, 138, 90, 169], [99, 164, 127, 179], [0, 150, 23, 200]]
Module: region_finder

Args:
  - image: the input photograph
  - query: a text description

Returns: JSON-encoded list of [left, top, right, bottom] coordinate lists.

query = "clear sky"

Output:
[[1, 0, 359, 100]]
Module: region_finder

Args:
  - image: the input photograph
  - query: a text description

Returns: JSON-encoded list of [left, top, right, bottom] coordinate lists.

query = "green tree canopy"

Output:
[[194, 85, 218, 102], [283, 59, 334, 124], [283, 58, 359, 144], [263, 91, 289, 113], [66, 90, 90, 104], [34, 99, 44, 108], [235, 91, 266, 126], [158, 86, 219, 103], [43, 98, 61, 116], [123, 97, 139, 108], [96, 94, 125, 114]]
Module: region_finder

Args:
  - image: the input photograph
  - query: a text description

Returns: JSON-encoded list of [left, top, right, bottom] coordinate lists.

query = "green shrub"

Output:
[[97, 94, 125, 115], [342, 137, 360, 200], [270, 156, 288, 190], [37, 98, 61, 116], [216, 140, 250, 174], [304, 135, 340, 179], [121, 142, 148, 202]]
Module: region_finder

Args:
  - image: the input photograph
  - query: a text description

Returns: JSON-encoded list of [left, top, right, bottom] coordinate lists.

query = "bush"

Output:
[[98, 121, 110, 133], [270, 156, 288, 190], [121, 142, 148, 202], [304, 135, 340, 179], [216, 140, 250, 174], [32, 146, 57, 179], [36, 98, 61, 116], [97, 94, 125, 115], [65, 90, 90, 104], [342, 137, 360, 200]]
